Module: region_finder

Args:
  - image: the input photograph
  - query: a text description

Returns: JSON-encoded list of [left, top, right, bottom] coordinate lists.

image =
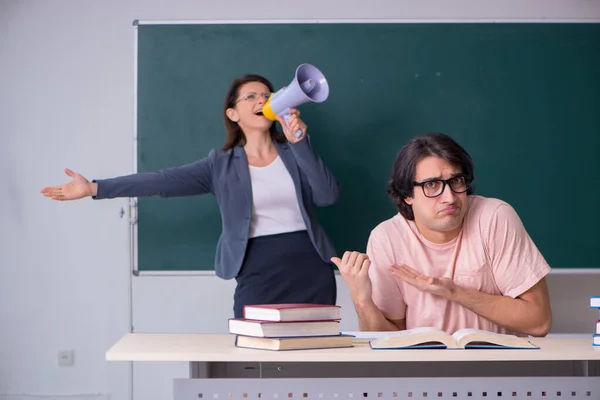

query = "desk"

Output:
[[106, 334, 600, 399]]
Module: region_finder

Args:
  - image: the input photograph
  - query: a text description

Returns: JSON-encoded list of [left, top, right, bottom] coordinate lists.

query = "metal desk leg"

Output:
[[189, 362, 209, 378]]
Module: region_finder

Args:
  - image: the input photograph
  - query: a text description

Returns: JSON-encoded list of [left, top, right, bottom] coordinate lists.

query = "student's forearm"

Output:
[[450, 287, 551, 336], [354, 299, 401, 332]]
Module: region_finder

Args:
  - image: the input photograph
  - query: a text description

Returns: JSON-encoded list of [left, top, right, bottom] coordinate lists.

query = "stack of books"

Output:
[[228, 303, 354, 351], [591, 296, 600, 347]]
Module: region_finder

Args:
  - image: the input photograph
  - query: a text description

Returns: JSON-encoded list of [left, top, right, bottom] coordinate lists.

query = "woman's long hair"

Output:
[[222, 74, 285, 151]]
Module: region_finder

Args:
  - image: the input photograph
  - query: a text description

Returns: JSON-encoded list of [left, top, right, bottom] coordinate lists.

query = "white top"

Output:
[[105, 333, 600, 362], [248, 156, 306, 238]]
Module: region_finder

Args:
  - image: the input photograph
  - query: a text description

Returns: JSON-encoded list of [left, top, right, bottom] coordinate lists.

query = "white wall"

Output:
[[2, 1, 600, 400]]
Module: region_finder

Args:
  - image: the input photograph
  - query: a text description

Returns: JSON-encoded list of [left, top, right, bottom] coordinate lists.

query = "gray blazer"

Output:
[[93, 137, 340, 279]]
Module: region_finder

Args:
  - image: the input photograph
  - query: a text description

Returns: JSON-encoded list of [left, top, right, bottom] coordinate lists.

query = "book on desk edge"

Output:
[[234, 333, 354, 351]]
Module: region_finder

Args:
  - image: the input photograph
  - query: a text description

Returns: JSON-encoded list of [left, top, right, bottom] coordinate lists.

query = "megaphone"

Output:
[[262, 63, 329, 138]]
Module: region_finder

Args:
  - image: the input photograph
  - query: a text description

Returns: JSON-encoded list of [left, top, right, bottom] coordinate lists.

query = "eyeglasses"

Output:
[[413, 175, 469, 198], [236, 91, 271, 103]]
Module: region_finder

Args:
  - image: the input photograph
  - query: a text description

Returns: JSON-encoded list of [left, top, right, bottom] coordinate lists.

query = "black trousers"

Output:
[[233, 230, 337, 319]]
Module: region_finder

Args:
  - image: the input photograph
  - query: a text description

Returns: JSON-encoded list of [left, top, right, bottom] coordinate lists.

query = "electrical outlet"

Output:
[[57, 349, 74, 366]]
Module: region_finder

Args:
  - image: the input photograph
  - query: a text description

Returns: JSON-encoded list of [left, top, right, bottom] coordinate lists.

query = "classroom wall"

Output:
[[2, 1, 599, 400]]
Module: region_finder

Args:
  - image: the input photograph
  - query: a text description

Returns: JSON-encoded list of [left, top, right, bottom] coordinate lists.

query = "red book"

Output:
[[228, 318, 341, 337], [243, 303, 341, 322]]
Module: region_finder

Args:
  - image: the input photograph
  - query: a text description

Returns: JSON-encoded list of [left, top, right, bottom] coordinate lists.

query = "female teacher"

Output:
[[41, 74, 340, 318]]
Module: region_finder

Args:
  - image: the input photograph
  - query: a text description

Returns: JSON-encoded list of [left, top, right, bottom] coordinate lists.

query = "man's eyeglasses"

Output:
[[236, 91, 271, 103], [413, 175, 469, 198]]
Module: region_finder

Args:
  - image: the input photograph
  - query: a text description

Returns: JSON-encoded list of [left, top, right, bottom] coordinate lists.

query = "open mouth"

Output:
[[254, 110, 264, 116]]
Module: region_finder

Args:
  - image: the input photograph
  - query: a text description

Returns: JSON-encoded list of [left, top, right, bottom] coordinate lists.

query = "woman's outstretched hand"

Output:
[[40, 168, 96, 201]]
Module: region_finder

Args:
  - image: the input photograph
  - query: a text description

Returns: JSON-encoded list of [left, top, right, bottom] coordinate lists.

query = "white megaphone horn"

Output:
[[262, 63, 329, 138]]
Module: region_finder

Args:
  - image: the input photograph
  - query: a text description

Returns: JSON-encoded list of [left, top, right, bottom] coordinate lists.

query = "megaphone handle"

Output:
[[283, 109, 303, 138]]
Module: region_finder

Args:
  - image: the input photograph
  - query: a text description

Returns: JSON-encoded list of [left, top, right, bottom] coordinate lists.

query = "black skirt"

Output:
[[233, 230, 337, 319]]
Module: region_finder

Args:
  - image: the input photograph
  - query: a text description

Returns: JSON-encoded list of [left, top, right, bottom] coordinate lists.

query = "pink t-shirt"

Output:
[[367, 195, 551, 335]]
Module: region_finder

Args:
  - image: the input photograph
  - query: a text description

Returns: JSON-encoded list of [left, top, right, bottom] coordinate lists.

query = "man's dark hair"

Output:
[[387, 132, 475, 220]]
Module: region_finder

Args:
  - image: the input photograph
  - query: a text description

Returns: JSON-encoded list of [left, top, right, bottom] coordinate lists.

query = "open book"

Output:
[[369, 327, 539, 350]]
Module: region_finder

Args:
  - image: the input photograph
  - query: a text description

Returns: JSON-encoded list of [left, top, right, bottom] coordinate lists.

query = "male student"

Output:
[[332, 132, 552, 337]]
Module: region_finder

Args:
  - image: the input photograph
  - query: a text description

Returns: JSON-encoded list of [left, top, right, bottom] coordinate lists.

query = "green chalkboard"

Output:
[[135, 22, 600, 272]]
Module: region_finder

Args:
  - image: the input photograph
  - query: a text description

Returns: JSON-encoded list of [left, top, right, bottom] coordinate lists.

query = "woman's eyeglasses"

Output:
[[236, 92, 271, 103]]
